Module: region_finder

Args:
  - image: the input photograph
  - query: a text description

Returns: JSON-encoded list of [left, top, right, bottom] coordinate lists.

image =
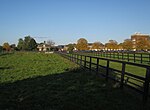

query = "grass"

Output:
[[0, 52, 78, 83], [0, 52, 150, 110], [67, 53, 148, 92], [86, 52, 150, 65]]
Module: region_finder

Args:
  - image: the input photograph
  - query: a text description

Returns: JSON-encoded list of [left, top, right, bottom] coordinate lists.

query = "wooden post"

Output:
[[122, 53, 124, 60], [96, 58, 99, 73], [127, 53, 129, 62], [80, 55, 82, 66], [84, 56, 86, 67], [72, 54, 74, 62], [106, 60, 109, 81], [143, 67, 150, 104], [149, 54, 150, 64], [141, 54, 143, 63], [89, 57, 92, 71], [113, 52, 115, 58], [120, 63, 126, 89], [77, 54, 79, 64], [134, 53, 135, 63]]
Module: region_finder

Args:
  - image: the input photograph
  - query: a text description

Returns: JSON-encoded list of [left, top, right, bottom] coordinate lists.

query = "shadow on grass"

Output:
[[0, 68, 149, 110], [0, 66, 13, 70]]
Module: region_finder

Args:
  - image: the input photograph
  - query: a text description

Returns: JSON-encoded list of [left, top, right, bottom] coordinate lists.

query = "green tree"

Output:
[[76, 38, 88, 50], [17, 36, 37, 51], [0, 46, 3, 53], [24, 36, 32, 50], [3, 42, 11, 51], [67, 44, 76, 52], [28, 38, 37, 50], [17, 38, 24, 50]]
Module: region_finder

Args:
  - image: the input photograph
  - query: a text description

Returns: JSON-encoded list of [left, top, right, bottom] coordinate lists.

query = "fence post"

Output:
[[122, 53, 124, 60], [127, 53, 129, 62], [96, 58, 99, 73], [118, 52, 119, 59], [143, 67, 150, 104], [110, 52, 111, 58], [80, 55, 82, 66], [134, 53, 135, 63], [120, 63, 126, 89], [113, 52, 115, 58], [72, 54, 74, 62], [89, 56, 92, 71], [106, 60, 110, 81], [77, 54, 79, 64], [149, 54, 150, 64], [141, 54, 143, 63], [84, 56, 86, 68]]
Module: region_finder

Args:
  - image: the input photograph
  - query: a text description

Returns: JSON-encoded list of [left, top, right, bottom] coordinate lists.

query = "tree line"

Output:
[[0, 35, 56, 53], [0, 36, 37, 52], [1, 36, 150, 53], [67, 38, 150, 52]]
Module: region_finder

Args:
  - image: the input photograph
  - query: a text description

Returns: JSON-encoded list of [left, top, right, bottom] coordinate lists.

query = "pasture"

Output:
[[0, 52, 150, 110]]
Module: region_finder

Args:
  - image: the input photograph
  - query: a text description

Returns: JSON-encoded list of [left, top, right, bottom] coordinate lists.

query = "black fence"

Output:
[[57, 52, 150, 104], [77, 51, 150, 64]]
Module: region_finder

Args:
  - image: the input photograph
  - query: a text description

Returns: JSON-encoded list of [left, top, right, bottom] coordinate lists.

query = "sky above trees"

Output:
[[0, 0, 150, 45]]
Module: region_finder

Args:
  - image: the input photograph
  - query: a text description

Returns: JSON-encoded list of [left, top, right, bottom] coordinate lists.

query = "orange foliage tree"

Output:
[[3, 42, 11, 51], [76, 38, 88, 50]]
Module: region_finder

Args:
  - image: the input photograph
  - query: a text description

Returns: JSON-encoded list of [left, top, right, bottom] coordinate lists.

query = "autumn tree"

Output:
[[91, 42, 104, 50], [3, 42, 11, 51], [76, 38, 88, 50], [135, 38, 150, 50], [122, 39, 133, 50], [118, 43, 123, 50], [105, 40, 118, 50]]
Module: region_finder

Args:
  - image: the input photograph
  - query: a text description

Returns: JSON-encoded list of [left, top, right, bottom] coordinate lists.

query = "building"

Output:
[[131, 32, 150, 51], [37, 41, 51, 51]]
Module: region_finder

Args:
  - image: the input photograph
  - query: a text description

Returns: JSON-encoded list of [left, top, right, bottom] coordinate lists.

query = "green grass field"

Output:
[[0, 52, 150, 110]]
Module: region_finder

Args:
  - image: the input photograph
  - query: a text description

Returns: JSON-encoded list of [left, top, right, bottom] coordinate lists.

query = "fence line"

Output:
[[57, 52, 150, 104], [77, 51, 150, 64]]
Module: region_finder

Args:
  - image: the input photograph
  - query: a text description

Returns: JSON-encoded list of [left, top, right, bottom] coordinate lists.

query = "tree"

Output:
[[10, 44, 17, 51], [28, 38, 37, 50], [3, 42, 11, 51], [105, 40, 118, 50], [17, 36, 37, 51], [76, 38, 88, 50], [91, 42, 104, 50], [118, 43, 123, 50], [17, 38, 24, 50], [135, 38, 150, 50], [24, 36, 32, 50], [122, 39, 133, 50], [67, 44, 76, 52], [0, 46, 3, 52], [47, 40, 55, 47]]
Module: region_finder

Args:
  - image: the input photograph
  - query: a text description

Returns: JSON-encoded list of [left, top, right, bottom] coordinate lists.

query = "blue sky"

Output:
[[0, 0, 150, 45]]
